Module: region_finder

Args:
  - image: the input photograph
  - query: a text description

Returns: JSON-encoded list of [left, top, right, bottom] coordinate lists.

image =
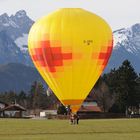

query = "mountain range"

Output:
[[0, 63, 45, 92], [0, 10, 33, 65], [106, 23, 140, 72], [0, 10, 140, 92]]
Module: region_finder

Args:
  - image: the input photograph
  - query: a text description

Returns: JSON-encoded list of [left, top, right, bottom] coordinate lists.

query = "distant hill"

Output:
[[0, 63, 46, 92]]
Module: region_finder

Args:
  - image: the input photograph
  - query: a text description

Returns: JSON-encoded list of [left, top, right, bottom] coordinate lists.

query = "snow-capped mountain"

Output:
[[113, 24, 140, 54], [0, 10, 33, 39], [0, 10, 34, 65], [0, 13, 18, 28], [105, 23, 140, 73], [14, 33, 28, 53]]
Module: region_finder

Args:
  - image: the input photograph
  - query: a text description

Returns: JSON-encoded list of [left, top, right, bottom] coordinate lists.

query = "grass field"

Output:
[[0, 118, 140, 140]]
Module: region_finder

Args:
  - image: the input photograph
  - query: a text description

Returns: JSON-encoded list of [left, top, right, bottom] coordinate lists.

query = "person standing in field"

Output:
[[70, 113, 74, 124], [73, 114, 77, 124], [76, 114, 80, 124]]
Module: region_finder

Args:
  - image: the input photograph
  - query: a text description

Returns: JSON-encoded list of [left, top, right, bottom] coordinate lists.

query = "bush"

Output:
[[57, 105, 67, 115]]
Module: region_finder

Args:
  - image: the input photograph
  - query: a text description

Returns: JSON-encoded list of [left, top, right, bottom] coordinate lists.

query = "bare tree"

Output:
[[91, 81, 114, 112]]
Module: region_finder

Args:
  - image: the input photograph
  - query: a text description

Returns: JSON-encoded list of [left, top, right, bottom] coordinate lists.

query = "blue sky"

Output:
[[0, 0, 140, 30]]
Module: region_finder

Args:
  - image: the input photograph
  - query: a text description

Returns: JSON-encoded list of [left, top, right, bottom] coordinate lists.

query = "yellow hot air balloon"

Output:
[[28, 8, 113, 113]]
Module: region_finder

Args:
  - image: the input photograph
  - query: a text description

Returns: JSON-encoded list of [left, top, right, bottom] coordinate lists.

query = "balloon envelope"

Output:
[[28, 8, 113, 113]]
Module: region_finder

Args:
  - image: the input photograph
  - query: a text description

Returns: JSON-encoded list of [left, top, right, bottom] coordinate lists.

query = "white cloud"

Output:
[[0, 0, 140, 30]]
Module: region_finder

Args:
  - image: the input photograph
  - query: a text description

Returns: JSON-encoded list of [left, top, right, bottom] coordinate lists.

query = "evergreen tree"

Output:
[[116, 60, 138, 110], [103, 60, 139, 113], [17, 91, 27, 107], [135, 76, 140, 106]]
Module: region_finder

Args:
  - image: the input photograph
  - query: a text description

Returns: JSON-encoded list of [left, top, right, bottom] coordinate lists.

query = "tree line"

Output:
[[0, 59, 140, 113], [92, 60, 140, 113], [0, 81, 58, 110]]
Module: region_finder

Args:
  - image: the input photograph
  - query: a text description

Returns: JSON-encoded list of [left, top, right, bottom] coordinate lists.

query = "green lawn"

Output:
[[0, 118, 139, 140]]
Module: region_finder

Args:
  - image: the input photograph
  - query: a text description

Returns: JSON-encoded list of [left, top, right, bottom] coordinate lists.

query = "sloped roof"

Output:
[[82, 101, 97, 106], [2, 104, 26, 111], [79, 105, 102, 112]]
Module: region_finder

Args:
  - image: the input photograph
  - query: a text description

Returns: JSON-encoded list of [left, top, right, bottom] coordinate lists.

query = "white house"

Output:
[[40, 110, 57, 118]]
